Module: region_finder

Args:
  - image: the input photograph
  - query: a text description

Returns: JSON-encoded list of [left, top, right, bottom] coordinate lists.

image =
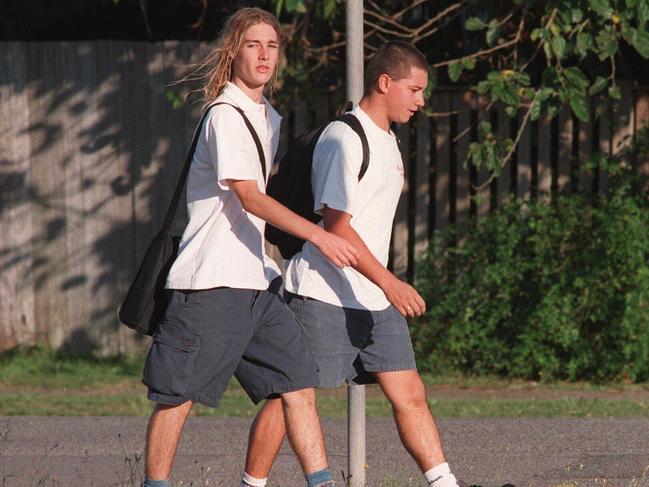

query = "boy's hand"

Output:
[[311, 229, 359, 269], [382, 277, 426, 317]]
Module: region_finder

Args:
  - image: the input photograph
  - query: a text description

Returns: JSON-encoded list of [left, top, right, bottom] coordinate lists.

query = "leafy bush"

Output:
[[413, 136, 649, 382]]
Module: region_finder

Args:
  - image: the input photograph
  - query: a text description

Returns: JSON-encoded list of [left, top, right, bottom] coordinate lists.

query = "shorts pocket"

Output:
[[142, 323, 200, 397]]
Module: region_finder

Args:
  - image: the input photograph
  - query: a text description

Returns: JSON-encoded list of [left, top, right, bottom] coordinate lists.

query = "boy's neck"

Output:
[[232, 78, 264, 104], [358, 97, 391, 132]]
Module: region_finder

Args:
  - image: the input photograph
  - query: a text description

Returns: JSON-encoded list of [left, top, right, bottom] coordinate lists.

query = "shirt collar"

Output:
[[352, 105, 396, 142], [222, 82, 282, 128], [222, 82, 266, 112]]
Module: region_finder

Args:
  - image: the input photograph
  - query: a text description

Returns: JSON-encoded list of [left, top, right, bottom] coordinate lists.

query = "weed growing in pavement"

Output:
[[377, 475, 418, 486], [630, 464, 649, 487], [1, 421, 11, 487], [118, 432, 144, 487]]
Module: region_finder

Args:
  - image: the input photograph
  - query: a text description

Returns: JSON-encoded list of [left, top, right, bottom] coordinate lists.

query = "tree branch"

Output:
[[305, 27, 378, 54], [365, 0, 392, 19], [432, 9, 526, 68], [392, 0, 438, 20], [433, 37, 519, 68], [139, 0, 153, 40], [364, 8, 413, 34], [363, 1, 473, 44], [453, 99, 496, 143], [364, 19, 414, 39], [412, 8, 468, 43], [411, 1, 472, 39], [520, 7, 555, 71], [426, 109, 460, 117], [472, 91, 538, 191], [190, 0, 209, 39]]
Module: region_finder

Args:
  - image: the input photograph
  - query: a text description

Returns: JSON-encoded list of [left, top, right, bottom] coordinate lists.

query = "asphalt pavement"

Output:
[[1, 416, 648, 487]]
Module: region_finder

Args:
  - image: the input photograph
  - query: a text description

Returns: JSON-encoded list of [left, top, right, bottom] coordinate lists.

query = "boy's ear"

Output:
[[376, 73, 391, 94]]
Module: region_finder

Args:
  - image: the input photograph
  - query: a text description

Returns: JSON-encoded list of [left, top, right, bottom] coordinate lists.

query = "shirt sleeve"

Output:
[[204, 105, 261, 190], [312, 121, 364, 217]]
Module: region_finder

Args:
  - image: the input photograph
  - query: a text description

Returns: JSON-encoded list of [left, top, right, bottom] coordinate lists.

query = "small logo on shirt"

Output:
[[396, 163, 404, 177]]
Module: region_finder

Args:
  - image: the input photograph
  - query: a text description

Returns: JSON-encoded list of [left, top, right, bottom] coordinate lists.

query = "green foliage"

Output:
[[465, 17, 487, 31], [3, 348, 649, 414], [277, 0, 308, 15], [164, 89, 183, 109], [631, 27, 649, 58], [413, 132, 649, 383], [485, 18, 502, 47], [267, 0, 647, 142], [446, 0, 648, 174], [467, 121, 514, 175], [0, 346, 144, 387], [448, 60, 463, 83], [589, 0, 614, 19]]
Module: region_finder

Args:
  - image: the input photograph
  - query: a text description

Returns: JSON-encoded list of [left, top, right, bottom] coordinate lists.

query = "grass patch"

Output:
[[420, 371, 649, 393], [1, 390, 647, 417], [1, 347, 648, 417], [0, 346, 144, 388]]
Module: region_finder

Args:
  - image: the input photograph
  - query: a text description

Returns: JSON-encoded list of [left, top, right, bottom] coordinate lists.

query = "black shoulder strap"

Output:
[[335, 113, 370, 181], [162, 102, 266, 233], [218, 103, 267, 180]]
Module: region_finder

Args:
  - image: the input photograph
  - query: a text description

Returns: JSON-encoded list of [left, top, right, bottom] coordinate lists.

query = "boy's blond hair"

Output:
[[200, 8, 281, 105]]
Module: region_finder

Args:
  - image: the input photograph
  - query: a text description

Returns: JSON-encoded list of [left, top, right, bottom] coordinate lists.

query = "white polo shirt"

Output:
[[285, 105, 404, 310], [166, 82, 282, 290]]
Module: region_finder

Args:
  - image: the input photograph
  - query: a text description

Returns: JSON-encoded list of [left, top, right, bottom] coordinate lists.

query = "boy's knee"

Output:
[[260, 396, 285, 416], [155, 400, 193, 412], [391, 391, 428, 412], [280, 388, 316, 408], [383, 376, 428, 411]]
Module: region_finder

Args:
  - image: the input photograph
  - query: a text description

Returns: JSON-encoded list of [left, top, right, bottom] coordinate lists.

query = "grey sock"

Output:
[[306, 468, 334, 487], [143, 478, 169, 487]]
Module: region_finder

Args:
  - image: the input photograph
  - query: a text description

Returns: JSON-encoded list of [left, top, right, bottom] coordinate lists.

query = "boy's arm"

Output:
[[227, 179, 359, 269], [322, 207, 425, 318]]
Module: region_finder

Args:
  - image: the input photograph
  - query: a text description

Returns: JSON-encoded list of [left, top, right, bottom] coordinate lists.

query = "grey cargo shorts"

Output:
[[142, 280, 319, 408], [285, 292, 417, 388]]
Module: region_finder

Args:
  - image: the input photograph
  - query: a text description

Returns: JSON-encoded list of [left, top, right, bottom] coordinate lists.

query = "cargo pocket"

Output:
[[142, 323, 200, 397]]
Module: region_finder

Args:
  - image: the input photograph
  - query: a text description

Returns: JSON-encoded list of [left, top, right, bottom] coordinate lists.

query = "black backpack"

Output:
[[265, 113, 370, 259]]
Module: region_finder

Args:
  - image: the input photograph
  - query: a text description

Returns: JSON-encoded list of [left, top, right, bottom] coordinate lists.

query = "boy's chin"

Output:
[[392, 113, 413, 125]]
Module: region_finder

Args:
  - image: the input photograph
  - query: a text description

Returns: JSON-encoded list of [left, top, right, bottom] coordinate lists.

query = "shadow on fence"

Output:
[[0, 41, 647, 354]]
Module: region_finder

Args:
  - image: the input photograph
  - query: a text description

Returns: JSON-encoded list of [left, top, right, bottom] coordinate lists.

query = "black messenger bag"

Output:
[[118, 102, 265, 335]]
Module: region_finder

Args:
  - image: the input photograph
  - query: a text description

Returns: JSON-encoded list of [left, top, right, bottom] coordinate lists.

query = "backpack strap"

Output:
[[217, 103, 267, 181], [162, 101, 266, 233], [335, 113, 370, 181]]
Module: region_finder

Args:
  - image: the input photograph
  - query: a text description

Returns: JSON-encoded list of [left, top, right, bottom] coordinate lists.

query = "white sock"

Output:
[[240, 472, 267, 487], [424, 462, 459, 487]]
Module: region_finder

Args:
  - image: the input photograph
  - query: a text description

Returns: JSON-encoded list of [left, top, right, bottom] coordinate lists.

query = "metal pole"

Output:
[[347, 382, 366, 486], [346, 0, 364, 104], [346, 1, 365, 486]]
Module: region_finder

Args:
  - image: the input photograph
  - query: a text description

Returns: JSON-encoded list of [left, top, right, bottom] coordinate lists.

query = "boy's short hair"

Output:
[[364, 41, 428, 94]]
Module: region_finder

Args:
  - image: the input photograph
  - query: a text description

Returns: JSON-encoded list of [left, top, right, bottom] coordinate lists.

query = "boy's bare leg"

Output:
[[245, 397, 287, 478], [280, 388, 328, 474], [374, 370, 446, 472], [145, 400, 194, 480]]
